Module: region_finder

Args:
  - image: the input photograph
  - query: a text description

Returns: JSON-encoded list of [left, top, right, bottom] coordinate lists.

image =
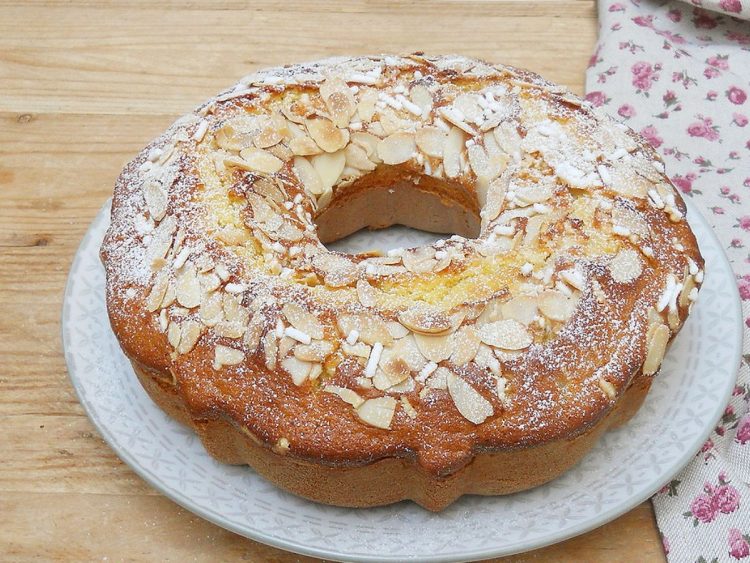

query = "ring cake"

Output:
[[101, 54, 703, 511]]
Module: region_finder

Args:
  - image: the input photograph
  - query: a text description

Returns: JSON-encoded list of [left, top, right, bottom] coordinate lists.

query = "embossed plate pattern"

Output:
[[63, 200, 742, 561]]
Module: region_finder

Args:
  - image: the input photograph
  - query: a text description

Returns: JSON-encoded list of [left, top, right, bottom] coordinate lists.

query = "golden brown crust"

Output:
[[101, 54, 704, 509], [133, 361, 653, 510]]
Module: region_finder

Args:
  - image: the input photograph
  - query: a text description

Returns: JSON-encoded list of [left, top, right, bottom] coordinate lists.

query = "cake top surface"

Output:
[[101, 54, 703, 472]]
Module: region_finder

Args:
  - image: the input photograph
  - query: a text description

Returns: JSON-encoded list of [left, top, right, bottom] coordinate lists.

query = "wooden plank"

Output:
[[0, 491, 662, 561], [0, 3, 596, 115], [0, 0, 666, 559]]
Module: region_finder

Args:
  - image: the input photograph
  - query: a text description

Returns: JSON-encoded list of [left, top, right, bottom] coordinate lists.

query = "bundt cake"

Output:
[[101, 54, 703, 510]]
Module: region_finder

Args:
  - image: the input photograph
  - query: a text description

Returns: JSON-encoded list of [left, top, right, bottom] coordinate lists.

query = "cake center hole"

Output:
[[315, 172, 481, 254]]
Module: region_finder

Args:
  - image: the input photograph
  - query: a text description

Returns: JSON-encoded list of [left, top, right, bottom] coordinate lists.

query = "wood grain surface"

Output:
[[0, 1, 666, 560]]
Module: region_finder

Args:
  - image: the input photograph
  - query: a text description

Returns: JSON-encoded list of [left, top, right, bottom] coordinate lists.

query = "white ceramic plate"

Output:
[[63, 200, 742, 561]]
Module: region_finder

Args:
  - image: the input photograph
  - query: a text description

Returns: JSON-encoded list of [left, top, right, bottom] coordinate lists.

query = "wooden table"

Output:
[[0, 1, 665, 560]]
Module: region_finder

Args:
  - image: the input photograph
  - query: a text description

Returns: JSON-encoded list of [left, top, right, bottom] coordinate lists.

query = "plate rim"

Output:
[[62, 198, 743, 562]]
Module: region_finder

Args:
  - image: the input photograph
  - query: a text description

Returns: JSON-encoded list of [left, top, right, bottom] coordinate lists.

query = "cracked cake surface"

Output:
[[101, 53, 703, 508]]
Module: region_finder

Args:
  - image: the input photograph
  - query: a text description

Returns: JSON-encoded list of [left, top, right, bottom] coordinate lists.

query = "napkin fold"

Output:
[[586, 0, 750, 559]]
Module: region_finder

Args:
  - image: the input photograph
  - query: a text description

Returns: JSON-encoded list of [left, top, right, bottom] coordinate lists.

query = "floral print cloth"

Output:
[[585, 0, 750, 559]]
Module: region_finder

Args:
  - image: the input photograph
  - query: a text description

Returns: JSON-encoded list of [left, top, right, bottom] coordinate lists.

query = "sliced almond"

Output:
[[409, 84, 433, 115], [238, 147, 284, 174], [427, 366, 450, 389], [143, 181, 168, 221], [293, 156, 324, 195], [467, 143, 495, 180], [282, 302, 324, 340], [276, 222, 305, 242], [609, 248, 643, 284], [476, 297, 505, 326], [337, 313, 393, 346], [262, 329, 278, 369], [514, 180, 554, 205], [148, 216, 176, 264], [252, 113, 286, 148], [377, 132, 416, 165], [538, 290, 576, 322], [282, 356, 313, 386], [175, 263, 201, 308], [306, 117, 349, 153], [400, 397, 417, 419], [289, 136, 323, 156], [387, 334, 427, 372], [356, 396, 397, 429], [453, 94, 483, 124], [244, 314, 264, 352], [278, 335, 296, 359], [474, 343, 501, 376], [415, 126, 446, 158], [214, 344, 244, 369], [356, 279, 379, 307], [167, 321, 182, 349], [401, 246, 437, 274], [413, 333, 452, 362], [215, 122, 254, 151], [679, 273, 697, 308], [612, 202, 650, 239], [397, 306, 452, 335], [493, 121, 522, 156], [177, 320, 202, 354], [501, 295, 538, 325], [447, 372, 494, 424], [351, 131, 382, 162], [146, 270, 169, 312], [344, 142, 376, 171], [311, 252, 358, 287], [440, 107, 477, 136], [294, 340, 335, 362], [311, 150, 346, 190], [320, 77, 357, 128], [477, 319, 532, 350], [449, 326, 481, 365], [373, 357, 411, 391], [481, 175, 509, 227], [643, 323, 670, 375], [245, 192, 278, 224], [443, 126, 465, 178], [342, 341, 371, 358], [323, 385, 364, 408], [598, 378, 617, 400], [252, 177, 286, 203], [356, 87, 379, 121], [200, 292, 224, 326]]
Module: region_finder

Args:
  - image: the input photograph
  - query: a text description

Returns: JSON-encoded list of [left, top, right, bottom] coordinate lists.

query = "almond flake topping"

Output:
[[143, 181, 168, 221], [415, 126, 446, 157], [447, 372, 494, 424], [282, 302, 324, 340], [213, 344, 244, 369], [477, 319, 532, 350], [397, 306, 452, 335], [323, 385, 364, 408], [281, 356, 313, 386], [175, 263, 201, 309], [356, 396, 397, 429], [306, 117, 349, 153], [239, 147, 284, 174], [643, 322, 670, 375], [377, 132, 416, 165], [609, 248, 643, 284]]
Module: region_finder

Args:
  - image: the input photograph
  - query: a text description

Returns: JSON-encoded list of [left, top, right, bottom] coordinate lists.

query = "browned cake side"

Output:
[[101, 54, 704, 511], [133, 360, 653, 509]]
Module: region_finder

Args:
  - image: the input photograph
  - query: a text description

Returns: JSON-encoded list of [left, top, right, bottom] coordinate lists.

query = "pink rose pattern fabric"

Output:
[[587, 0, 750, 560]]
